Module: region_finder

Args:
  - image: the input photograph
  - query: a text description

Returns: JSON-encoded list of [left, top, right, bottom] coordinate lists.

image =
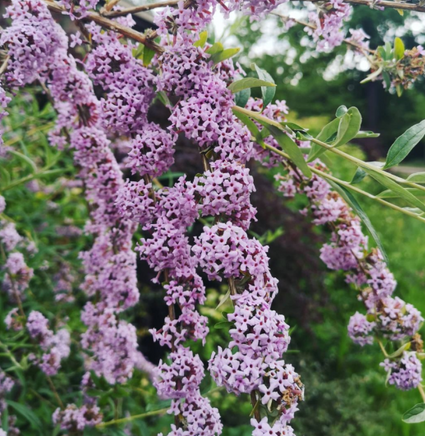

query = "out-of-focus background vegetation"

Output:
[[1, 4, 425, 436]]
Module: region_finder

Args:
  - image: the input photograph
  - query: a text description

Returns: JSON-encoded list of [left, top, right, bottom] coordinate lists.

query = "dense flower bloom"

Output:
[[348, 312, 375, 346], [193, 161, 257, 229], [81, 304, 138, 384], [381, 352, 422, 390], [52, 403, 102, 431]]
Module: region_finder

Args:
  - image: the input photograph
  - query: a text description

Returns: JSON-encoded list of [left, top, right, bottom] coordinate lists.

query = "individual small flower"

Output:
[[70, 31, 83, 48]]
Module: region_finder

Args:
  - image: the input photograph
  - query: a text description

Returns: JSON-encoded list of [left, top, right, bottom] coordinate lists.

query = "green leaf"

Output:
[[206, 42, 224, 55], [377, 46, 385, 58], [402, 403, 425, 424], [232, 109, 266, 148], [394, 37, 405, 60], [384, 120, 425, 169], [335, 105, 348, 117], [382, 71, 391, 89], [6, 400, 42, 429], [194, 30, 208, 48], [253, 64, 276, 107], [143, 46, 156, 67], [377, 188, 425, 199], [132, 43, 144, 60], [385, 41, 393, 59], [211, 47, 240, 65], [214, 320, 233, 330], [355, 130, 380, 139], [307, 118, 340, 162], [333, 107, 362, 147], [267, 125, 311, 178], [360, 66, 383, 84], [234, 87, 251, 108], [284, 122, 308, 132], [9, 149, 38, 173], [351, 167, 367, 184], [365, 168, 425, 213], [407, 172, 425, 183], [216, 290, 231, 310], [228, 78, 276, 94], [327, 180, 389, 264]]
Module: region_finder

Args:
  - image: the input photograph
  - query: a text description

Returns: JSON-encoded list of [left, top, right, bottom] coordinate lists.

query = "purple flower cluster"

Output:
[[276, 149, 423, 391], [1, 2, 160, 430], [85, 25, 154, 135], [81, 304, 138, 384], [27, 311, 71, 376], [0, 371, 19, 435], [193, 161, 257, 230], [52, 403, 102, 431], [307, 0, 352, 52], [381, 352, 422, 391], [0, 196, 35, 303]]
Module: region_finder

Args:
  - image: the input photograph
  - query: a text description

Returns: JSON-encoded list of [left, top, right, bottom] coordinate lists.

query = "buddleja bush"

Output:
[[2, 0, 425, 434]]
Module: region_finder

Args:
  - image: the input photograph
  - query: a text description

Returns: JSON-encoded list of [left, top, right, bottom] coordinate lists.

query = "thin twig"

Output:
[[103, 0, 123, 12], [271, 11, 375, 55], [307, 0, 425, 13], [47, 375, 65, 409], [44, 0, 164, 53], [103, 0, 180, 17]]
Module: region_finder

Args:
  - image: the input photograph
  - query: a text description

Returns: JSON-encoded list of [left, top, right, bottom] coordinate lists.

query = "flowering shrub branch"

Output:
[[1, 0, 425, 433]]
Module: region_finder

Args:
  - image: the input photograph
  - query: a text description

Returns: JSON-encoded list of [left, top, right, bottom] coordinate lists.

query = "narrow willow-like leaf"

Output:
[[234, 87, 251, 108], [365, 168, 425, 212], [6, 400, 42, 429], [360, 66, 383, 84], [228, 78, 276, 94], [407, 172, 425, 183], [351, 167, 367, 184], [377, 188, 425, 199], [402, 403, 425, 424], [193, 30, 208, 47], [211, 47, 240, 65], [333, 107, 362, 147], [253, 63, 276, 107], [267, 125, 312, 178], [355, 130, 380, 138], [9, 149, 38, 172], [307, 118, 340, 162], [384, 120, 425, 169], [206, 42, 224, 55], [143, 46, 156, 67], [232, 109, 267, 148], [327, 180, 389, 264], [394, 37, 405, 60]]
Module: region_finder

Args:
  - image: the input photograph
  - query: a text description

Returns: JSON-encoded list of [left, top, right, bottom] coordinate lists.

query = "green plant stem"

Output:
[[377, 339, 389, 358], [254, 138, 425, 224], [0, 342, 23, 370], [96, 407, 169, 428], [0, 168, 64, 192], [308, 136, 425, 195], [47, 376, 64, 409], [418, 385, 425, 403], [233, 106, 425, 222], [233, 106, 425, 195]]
